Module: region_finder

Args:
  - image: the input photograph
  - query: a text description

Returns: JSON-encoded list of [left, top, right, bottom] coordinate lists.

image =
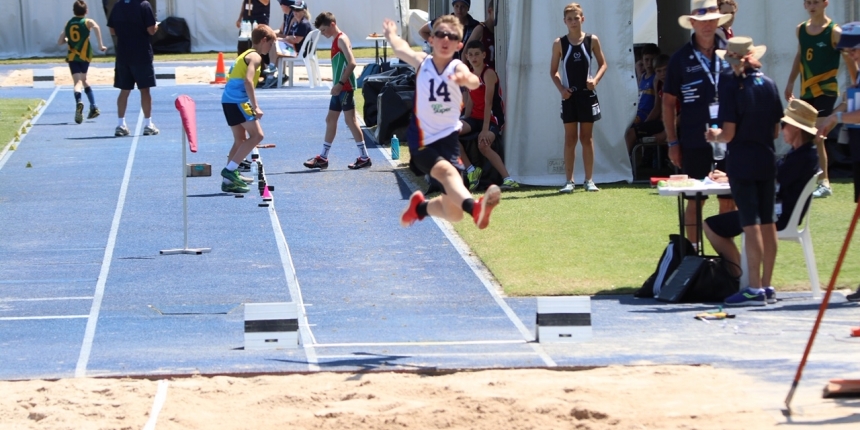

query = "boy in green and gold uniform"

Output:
[[58, 0, 107, 124], [785, 0, 858, 198]]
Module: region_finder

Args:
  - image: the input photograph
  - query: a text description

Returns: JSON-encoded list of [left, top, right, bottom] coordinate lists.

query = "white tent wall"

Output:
[[0, 0, 410, 59], [503, 0, 636, 186], [500, 0, 859, 186], [0, 2, 26, 60]]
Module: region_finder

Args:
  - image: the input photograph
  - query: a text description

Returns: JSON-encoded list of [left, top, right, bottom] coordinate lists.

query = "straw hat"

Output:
[[781, 99, 819, 136], [716, 36, 767, 66], [678, 0, 732, 30]]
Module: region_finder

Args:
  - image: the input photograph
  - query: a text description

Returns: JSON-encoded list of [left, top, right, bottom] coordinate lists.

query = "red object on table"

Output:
[[650, 177, 669, 187]]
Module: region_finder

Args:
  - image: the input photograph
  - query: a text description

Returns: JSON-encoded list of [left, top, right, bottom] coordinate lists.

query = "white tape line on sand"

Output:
[[142, 380, 170, 430], [75, 110, 144, 378]]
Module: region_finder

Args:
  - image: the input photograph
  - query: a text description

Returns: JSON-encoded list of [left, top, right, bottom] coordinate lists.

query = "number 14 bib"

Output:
[[414, 56, 464, 145]]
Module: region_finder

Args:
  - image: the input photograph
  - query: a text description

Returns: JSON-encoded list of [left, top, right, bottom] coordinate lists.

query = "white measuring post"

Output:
[[155, 67, 176, 86], [33, 69, 55, 88], [244, 302, 299, 350], [535, 296, 592, 343], [160, 95, 211, 255]]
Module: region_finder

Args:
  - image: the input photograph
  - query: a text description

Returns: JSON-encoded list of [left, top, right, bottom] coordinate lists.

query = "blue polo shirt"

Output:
[[664, 35, 728, 149], [107, 0, 156, 66], [718, 69, 783, 180]]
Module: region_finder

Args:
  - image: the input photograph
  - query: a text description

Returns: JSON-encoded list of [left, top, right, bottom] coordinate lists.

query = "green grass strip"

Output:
[[0, 99, 41, 151]]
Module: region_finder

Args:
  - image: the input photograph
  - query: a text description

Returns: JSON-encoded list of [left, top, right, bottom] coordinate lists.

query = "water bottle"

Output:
[[708, 124, 726, 161], [390, 134, 400, 160], [249, 158, 258, 184]]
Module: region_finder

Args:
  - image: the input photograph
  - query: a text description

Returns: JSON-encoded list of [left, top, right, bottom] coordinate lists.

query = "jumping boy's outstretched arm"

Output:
[[383, 18, 426, 69], [451, 62, 480, 90]]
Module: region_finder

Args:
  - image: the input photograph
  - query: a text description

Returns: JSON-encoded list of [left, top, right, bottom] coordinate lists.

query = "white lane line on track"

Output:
[[0, 296, 93, 302], [75, 110, 144, 378], [372, 127, 557, 368], [267, 199, 320, 372], [142, 380, 170, 430], [0, 87, 59, 170], [0, 315, 88, 321], [313, 339, 528, 348]]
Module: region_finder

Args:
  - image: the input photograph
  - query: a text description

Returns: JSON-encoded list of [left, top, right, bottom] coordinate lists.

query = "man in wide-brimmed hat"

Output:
[[662, 0, 732, 248], [705, 36, 784, 306], [704, 98, 820, 306]]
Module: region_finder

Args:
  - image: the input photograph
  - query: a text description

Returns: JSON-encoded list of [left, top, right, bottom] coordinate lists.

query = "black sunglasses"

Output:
[[433, 30, 461, 41], [691, 6, 719, 15]]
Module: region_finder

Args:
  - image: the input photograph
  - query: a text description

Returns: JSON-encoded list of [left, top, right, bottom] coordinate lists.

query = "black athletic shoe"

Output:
[[303, 155, 329, 169], [848, 287, 860, 302], [347, 157, 372, 170], [238, 159, 253, 172]]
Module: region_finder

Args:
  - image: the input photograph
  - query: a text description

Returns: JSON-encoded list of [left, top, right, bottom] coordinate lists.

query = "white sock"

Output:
[[748, 287, 764, 294], [320, 143, 332, 158], [226, 161, 239, 171], [117, 117, 125, 127], [356, 140, 369, 159], [466, 165, 475, 174], [145, 117, 153, 127], [223, 178, 233, 185], [503, 176, 512, 182]]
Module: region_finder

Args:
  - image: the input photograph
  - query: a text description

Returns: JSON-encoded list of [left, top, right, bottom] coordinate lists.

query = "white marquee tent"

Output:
[[496, 0, 859, 185], [0, 0, 410, 58]]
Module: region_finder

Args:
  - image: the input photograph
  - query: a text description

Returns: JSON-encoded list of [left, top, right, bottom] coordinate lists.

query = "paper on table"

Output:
[[277, 41, 296, 57]]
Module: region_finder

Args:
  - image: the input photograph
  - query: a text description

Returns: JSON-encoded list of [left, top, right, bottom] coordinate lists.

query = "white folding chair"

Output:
[[277, 29, 322, 88], [740, 172, 822, 298]]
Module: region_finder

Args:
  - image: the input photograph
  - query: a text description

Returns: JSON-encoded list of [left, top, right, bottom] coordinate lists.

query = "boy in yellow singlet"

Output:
[[220, 25, 276, 194], [58, 0, 107, 124], [785, 0, 858, 198]]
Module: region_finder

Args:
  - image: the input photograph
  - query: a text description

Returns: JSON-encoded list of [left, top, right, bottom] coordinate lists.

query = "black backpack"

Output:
[[634, 234, 695, 298]]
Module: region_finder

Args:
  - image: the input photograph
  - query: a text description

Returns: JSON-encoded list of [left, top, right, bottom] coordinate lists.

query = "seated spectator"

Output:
[[717, 0, 738, 42], [458, 41, 518, 190], [626, 53, 669, 153], [465, 0, 495, 69], [704, 99, 820, 301], [419, 0, 480, 60]]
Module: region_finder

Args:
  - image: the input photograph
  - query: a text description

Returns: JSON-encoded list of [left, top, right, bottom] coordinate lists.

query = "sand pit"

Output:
[[1, 364, 848, 429]]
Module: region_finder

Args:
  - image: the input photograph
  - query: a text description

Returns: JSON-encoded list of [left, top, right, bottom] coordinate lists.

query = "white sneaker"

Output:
[[559, 181, 575, 194], [812, 183, 832, 198], [584, 180, 600, 192], [114, 125, 130, 137], [143, 124, 160, 136]]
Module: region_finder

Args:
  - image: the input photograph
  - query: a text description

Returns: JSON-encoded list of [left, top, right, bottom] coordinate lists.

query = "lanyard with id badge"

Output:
[[696, 49, 726, 161]]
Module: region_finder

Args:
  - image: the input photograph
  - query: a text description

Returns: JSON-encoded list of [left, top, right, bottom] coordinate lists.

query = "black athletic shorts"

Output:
[[729, 177, 776, 227], [222, 102, 257, 127], [705, 211, 743, 239], [114, 61, 155, 90], [329, 90, 355, 112], [801, 95, 838, 118], [561, 91, 601, 123], [633, 120, 665, 137], [412, 132, 463, 194], [68, 61, 90, 75]]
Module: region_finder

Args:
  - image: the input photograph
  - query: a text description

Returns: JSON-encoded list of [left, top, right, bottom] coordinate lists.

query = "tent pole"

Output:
[[19, 0, 27, 53]]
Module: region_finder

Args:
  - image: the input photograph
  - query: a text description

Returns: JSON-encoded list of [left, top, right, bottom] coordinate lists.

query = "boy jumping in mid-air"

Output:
[[383, 16, 501, 229], [303, 11, 372, 170], [220, 24, 277, 194], [58, 0, 106, 124]]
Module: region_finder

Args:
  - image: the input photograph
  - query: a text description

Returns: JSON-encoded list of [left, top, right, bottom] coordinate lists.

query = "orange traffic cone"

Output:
[[211, 52, 227, 84]]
